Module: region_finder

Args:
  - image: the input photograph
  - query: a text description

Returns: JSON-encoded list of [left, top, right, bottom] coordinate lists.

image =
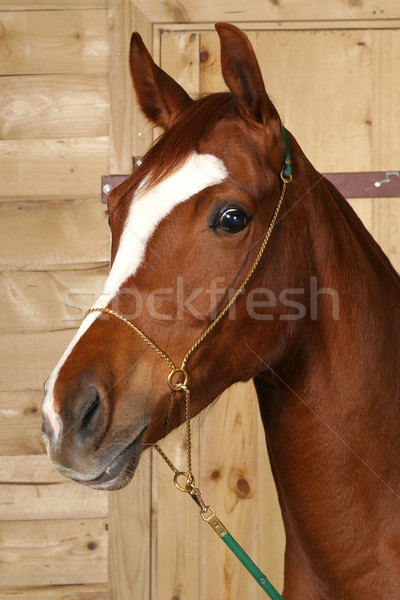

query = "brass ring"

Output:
[[167, 368, 188, 391], [174, 471, 194, 492], [280, 169, 293, 183]]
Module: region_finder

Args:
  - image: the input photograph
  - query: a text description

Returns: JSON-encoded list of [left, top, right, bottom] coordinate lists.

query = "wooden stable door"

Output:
[[108, 15, 400, 600]]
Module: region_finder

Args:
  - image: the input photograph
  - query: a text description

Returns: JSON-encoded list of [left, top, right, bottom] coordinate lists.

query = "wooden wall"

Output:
[[0, 1, 399, 598], [0, 2, 109, 597]]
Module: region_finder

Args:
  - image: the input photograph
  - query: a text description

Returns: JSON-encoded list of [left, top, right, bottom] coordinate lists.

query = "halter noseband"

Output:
[[86, 127, 292, 599]]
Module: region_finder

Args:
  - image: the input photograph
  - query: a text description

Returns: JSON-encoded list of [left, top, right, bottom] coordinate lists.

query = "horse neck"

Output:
[[254, 138, 400, 595]]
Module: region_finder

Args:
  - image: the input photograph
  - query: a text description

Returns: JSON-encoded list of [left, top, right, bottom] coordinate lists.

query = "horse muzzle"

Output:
[[41, 379, 150, 490]]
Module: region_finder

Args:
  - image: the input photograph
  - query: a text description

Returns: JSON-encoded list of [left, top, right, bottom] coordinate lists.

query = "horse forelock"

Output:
[[108, 92, 236, 214]]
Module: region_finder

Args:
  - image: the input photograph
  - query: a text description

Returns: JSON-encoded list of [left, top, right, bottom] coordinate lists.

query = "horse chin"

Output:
[[78, 424, 149, 491]]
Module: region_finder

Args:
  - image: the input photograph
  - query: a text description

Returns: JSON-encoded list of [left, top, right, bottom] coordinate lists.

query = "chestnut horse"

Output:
[[42, 23, 400, 598]]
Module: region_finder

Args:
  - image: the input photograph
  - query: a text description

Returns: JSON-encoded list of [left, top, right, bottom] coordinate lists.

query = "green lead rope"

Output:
[[192, 495, 284, 599], [222, 531, 283, 599]]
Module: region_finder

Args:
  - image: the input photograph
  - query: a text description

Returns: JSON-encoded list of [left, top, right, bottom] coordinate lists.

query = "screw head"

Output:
[[103, 184, 112, 194]]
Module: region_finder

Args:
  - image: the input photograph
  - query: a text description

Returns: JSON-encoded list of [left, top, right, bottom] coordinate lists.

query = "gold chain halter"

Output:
[[86, 169, 291, 495]]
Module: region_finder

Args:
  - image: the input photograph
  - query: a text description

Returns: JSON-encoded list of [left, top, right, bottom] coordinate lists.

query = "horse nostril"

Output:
[[79, 386, 102, 437]]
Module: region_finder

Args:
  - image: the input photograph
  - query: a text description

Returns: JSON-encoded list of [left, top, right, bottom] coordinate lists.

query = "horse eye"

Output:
[[216, 207, 249, 233]]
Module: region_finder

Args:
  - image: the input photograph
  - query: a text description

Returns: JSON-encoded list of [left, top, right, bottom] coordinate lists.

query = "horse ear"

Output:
[[129, 33, 193, 129], [215, 23, 278, 125]]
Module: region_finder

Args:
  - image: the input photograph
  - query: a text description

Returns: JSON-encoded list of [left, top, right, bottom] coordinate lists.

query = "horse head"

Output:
[[42, 24, 299, 490]]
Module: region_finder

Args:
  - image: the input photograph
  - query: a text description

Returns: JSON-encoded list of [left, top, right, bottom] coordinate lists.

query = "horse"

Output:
[[41, 23, 400, 599]]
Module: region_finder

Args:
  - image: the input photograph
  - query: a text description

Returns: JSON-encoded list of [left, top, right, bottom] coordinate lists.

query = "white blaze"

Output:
[[42, 152, 228, 440]]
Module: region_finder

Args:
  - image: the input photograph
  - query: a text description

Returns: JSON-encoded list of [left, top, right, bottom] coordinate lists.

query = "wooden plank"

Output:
[[109, 0, 134, 174], [150, 427, 201, 599], [108, 454, 151, 600], [108, 0, 154, 173], [157, 20, 400, 32], [200, 31, 226, 94], [256, 394, 286, 595], [0, 75, 109, 140], [0, 1, 107, 8], [371, 29, 400, 172], [0, 10, 108, 75], [161, 32, 200, 97], [0, 519, 107, 587], [0, 456, 108, 521], [0, 456, 64, 484], [0, 137, 108, 201], [0, 200, 109, 270], [153, 31, 200, 144], [198, 383, 282, 599], [0, 584, 108, 600], [130, 3, 155, 154], [0, 330, 79, 391], [249, 30, 374, 173], [0, 391, 43, 456], [130, 0, 400, 23], [0, 267, 108, 333]]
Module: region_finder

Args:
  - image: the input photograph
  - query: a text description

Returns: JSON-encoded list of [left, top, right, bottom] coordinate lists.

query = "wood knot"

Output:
[[24, 406, 38, 415], [228, 468, 252, 499], [166, 0, 190, 23], [171, 583, 184, 599], [200, 50, 209, 64], [211, 469, 221, 480], [237, 478, 251, 498], [87, 541, 97, 551]]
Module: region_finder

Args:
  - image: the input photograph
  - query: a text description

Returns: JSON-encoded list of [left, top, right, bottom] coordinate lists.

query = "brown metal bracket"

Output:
[[101, 167, 400, 204], [324, 171, 400, 199]]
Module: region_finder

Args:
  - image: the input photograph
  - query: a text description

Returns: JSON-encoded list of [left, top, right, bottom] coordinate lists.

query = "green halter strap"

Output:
[[281, 126, 292, 179]]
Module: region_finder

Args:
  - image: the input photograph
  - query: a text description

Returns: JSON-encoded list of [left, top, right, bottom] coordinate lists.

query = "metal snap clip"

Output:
[[174, 471, 195, 493]]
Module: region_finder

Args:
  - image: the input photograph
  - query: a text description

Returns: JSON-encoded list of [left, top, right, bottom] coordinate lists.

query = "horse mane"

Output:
[[323, 176, 400, 285], [108, 92, 237, 213]]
